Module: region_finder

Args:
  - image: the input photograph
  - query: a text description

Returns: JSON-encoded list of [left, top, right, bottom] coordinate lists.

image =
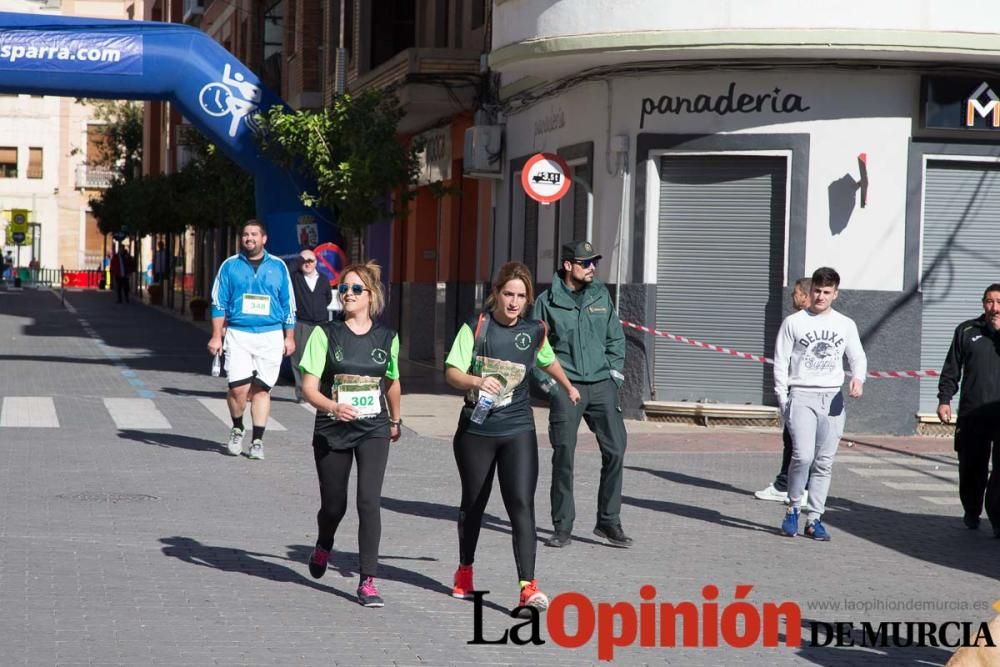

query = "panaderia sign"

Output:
[[639, 81, 809, 129]]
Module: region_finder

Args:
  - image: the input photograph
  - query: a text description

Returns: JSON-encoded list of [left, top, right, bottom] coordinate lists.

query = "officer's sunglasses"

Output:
[[338, 283, 369, 296], [572, 258, 598, 269]]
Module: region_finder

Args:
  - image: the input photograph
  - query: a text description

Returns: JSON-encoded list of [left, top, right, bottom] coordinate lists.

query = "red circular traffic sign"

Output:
[[521, 152, 572, 204]]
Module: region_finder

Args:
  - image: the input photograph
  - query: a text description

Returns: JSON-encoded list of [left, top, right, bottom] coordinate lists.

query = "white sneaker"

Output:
[[754, 483, 788, 502], [226, 428, 245, 456], [247, 439, 264, 460]]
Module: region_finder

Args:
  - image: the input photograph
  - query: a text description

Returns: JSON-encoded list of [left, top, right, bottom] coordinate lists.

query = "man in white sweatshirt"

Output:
[[773, 266, 867, 541]]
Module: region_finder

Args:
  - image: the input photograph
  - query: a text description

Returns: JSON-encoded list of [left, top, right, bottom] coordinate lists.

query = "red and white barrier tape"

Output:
[[621, 320, 940, 379]]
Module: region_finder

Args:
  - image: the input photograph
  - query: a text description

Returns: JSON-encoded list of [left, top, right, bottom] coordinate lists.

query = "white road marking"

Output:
[[103, 398, 171, 430], [882, 482, 956, 491], [848, 468, 959, 478], [836, 455, 954, 467], [0, 397, 60, 428], [919, 496, 963, 506]]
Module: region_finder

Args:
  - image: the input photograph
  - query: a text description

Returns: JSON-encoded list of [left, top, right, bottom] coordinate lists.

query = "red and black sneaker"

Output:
[[308, 545, 330, 579]]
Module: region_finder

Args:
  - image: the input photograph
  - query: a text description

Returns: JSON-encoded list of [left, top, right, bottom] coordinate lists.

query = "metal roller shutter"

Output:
[[655, 155, 787, 404], [919, 161, 1000, 413]]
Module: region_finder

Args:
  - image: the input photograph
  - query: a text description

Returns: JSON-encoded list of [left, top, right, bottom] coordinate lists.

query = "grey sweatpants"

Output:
[[786, 389, 846, 522]]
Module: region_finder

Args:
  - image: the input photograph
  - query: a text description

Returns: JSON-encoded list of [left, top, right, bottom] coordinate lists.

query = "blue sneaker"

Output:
[[780, 507, 799, 537], [805, 519, 831, 541]]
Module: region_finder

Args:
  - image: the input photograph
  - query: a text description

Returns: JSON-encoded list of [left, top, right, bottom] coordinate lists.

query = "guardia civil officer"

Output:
[[531, 241, 631, 549]]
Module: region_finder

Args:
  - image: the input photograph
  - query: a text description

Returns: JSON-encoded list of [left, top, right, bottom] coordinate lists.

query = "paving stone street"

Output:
[[0, 287, 996, 666]]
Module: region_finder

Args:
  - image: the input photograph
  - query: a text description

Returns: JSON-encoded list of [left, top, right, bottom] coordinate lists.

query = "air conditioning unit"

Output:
[[463, 125, 503, 178]]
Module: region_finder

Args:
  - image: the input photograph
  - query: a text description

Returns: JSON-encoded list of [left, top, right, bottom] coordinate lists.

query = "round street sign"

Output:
[[521, 152, 572, 204]]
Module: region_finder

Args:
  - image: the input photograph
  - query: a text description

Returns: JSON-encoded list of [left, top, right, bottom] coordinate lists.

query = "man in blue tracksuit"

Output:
[[208, 220, 296, 460]]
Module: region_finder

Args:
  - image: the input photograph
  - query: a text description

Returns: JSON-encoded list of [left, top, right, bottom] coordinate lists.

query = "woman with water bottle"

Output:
[[444, 261, 579, 613]]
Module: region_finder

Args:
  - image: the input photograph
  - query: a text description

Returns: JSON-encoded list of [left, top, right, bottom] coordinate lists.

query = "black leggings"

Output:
[[453, 429, 538, 581], [313, 436, 390, 578]]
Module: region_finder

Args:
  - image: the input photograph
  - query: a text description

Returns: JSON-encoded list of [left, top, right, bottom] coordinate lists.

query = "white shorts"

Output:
[[224, 328, 284, 390]]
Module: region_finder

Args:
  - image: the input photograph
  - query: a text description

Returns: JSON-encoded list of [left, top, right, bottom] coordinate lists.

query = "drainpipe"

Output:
[[335, 0, 347, 96]]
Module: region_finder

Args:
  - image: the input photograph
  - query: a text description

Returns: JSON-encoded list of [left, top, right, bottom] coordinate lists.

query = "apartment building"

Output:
[[335, 0, 488, 359]]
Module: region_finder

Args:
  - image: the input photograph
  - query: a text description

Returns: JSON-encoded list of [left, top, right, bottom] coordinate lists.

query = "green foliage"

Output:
[[177, 127, 256, 230], [255, 90, 421, 233], [80, 99, 144, 183], [90, 128, 254, 237]]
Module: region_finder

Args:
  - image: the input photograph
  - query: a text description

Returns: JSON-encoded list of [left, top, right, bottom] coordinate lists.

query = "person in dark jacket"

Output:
[[290, 249, 335, 402], [937, 283, 1000, 535], [531, 240, 631, 549], [109, 243, 135, 304]]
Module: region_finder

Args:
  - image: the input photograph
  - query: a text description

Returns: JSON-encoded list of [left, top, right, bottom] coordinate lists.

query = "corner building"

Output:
[[488, 0, 1000, 434]]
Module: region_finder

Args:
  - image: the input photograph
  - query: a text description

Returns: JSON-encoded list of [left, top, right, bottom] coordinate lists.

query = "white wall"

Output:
[[494, 0, 1000, 50], [500, 70, 917, 291], [0, 95, 63, 268]]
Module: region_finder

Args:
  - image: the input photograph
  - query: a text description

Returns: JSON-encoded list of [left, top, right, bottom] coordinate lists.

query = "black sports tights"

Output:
[[313, 436, 390, 577], [453, 429, 538, 581]]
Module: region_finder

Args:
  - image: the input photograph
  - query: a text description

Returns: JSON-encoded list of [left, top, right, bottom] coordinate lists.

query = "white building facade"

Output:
[[0, 0, 137, 273], [489, 0, 1000, 434]]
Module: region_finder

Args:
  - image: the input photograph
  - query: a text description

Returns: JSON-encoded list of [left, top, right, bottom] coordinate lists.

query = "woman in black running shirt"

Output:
[[298, 261, 401, 608], [444, 261, 580, 613]]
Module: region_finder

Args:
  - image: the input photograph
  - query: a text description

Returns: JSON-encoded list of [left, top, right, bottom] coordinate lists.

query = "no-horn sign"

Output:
[[521, 152, 572, 204]]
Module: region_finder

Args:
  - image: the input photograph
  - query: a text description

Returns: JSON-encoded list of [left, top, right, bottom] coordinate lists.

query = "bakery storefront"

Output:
[[497, 69, 1000, 434]]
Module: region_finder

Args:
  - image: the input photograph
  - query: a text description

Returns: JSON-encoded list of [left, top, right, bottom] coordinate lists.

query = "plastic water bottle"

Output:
[[469, 392, 495, 424], [211, 352, 222, 377]]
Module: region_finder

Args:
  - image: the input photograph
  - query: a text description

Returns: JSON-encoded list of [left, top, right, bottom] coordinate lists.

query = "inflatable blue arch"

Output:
[[0, 11, 331, 256]]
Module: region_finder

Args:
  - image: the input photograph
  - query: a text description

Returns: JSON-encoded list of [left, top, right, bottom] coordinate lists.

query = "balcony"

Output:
[[183, 0, 205, 25], [352, 48, 481, 134], [491, 0, 1000, 79], [75, 165, 115, 190]]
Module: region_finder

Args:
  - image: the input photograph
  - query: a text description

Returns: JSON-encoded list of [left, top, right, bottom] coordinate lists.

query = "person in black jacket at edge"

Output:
[[937, 283, 1000, 536], [290, 249, 336, 403]]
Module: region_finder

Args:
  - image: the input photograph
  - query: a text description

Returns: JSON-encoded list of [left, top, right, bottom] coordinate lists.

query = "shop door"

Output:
[[654, 155, 787, 404], [919, 161, 1000, 413]]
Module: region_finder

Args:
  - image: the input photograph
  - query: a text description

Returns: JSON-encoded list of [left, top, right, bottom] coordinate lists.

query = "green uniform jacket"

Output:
[[531, 274, 626, 386]]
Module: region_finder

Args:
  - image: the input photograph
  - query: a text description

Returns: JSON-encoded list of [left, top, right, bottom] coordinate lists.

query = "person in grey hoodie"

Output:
[[773, 266, 867, 541]]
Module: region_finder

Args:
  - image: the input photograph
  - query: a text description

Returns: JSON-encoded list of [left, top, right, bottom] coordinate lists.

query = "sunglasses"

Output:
[[301, 258, 316, 264], [338, 283, 369, 296], [572, 258, 598, 269]]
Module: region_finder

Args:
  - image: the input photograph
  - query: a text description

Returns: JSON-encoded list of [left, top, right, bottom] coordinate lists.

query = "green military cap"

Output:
[[561, 240, 602, 262]]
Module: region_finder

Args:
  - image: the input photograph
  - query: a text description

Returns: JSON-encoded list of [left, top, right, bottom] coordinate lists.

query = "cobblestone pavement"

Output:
[[0, 288, 995, 666]]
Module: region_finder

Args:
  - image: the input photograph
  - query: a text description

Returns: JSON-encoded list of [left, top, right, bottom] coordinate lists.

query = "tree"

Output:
[[255, 89, 422, 236], [179, 127, 255, 231], [90, 130, 254, 238]]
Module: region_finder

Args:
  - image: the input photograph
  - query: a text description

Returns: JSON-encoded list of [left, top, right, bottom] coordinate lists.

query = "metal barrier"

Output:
[[1, 267, 104, 290]]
